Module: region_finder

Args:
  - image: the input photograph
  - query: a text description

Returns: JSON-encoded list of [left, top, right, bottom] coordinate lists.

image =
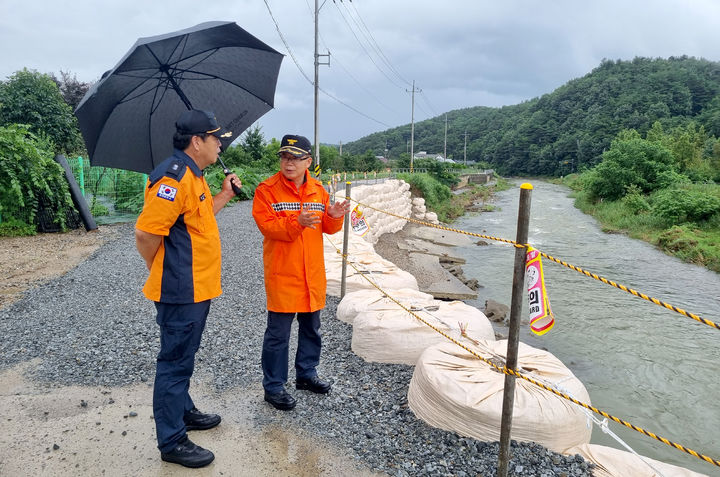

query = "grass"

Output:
[[435, 178, 512, 223], [570, 184, 720, 273]]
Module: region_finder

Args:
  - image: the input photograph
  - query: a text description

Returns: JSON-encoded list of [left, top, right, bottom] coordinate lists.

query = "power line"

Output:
[[265, 0, 393, 129], [319, 86, 393, 128], [262, 0, 313, 85], [343, 0, 412, 87], [331, 0, 405, 89], [419, 90, 440, 117], [305, 0, 399, 117]]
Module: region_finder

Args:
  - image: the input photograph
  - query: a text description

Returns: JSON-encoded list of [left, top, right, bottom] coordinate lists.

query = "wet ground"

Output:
[[0, 360, 379, 476]]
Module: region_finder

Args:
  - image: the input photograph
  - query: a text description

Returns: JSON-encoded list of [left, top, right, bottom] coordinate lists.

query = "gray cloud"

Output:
[[2, 0, 720, 144]]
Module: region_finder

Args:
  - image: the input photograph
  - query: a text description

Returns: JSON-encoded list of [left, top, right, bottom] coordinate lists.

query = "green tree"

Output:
[[356, 150, 381, 171], [242, 124, 265, 163], [0, 69, 83, 154], [318, 144, 340, 171], [585, 130, 676, 200], [219, 143, 251, 168], [51, 71, 90, 111], [0, 124, 75, 232]]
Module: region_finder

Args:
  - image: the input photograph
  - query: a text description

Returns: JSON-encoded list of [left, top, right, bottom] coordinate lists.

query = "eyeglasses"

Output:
[[279, 154, 310, 163]]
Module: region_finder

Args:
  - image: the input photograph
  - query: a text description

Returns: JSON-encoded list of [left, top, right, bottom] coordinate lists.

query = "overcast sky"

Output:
[[2, 0, 720, 147]]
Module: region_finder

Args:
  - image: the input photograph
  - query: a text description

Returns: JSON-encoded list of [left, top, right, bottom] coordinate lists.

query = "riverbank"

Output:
[[554, 175, 720, 274], [448, 180, 717, 476], [0, 200, 594, 476]]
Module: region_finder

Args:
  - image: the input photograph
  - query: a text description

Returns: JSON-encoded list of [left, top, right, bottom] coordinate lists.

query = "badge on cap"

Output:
[[157, 184, 178, 202]]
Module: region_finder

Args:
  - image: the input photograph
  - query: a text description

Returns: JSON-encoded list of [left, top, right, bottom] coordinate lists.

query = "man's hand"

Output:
[[213, 173, 242, 214], [328, 199, 351, 218], [298, 208, 322, 229], [223, 173, 242, 196]]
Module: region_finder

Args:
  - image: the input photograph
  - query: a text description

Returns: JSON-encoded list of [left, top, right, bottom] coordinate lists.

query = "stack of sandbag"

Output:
[[408, 340, 592, 453], [325, 250, 418, 296], [336, 288, 436, 324], [564, 444, 709, 477], [323, 229, 376, 266], [351, 300, 495, 365], [324, 230, 418, 296]]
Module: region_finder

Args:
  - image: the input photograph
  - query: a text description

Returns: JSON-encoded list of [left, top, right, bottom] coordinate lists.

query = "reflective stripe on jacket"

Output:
[[252, 171, 344, 313]]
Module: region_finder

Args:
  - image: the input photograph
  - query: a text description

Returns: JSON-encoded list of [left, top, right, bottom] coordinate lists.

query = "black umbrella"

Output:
[[75, 21, 283, 175]]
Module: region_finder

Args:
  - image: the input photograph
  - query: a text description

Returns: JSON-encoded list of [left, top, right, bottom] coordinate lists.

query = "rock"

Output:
[[484, 299, 509, 323]]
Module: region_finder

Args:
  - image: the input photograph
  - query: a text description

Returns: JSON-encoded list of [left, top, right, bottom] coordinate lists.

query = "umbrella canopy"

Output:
[[75, 21, 283, 174]]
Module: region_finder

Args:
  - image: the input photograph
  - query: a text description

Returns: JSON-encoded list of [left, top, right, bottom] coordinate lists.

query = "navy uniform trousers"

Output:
[[153, 300, 210, 453], [261, 310, 322, 393]]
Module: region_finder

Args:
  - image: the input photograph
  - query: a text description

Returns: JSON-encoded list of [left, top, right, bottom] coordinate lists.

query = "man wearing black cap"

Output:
[[135, 109, 241, 468], [252, 134, 350, 411]]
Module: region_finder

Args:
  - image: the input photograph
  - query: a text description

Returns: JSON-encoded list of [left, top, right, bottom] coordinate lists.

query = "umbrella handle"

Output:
[[223, 168, 243, 196], [217, 157, 242, 197]]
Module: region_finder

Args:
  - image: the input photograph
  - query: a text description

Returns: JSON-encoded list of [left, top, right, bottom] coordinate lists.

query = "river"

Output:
[[454, 180, 720, 475]]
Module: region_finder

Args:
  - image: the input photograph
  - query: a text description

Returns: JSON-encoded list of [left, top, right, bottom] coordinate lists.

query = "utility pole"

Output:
[[313, 0, 330, 173], [463, 130, 469, 165], [443, 114, 448, 161], [406, 80, 421, 172]]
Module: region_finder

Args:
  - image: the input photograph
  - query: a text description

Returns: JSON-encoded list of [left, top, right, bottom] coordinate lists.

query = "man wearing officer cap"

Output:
[[135, 109, 241, 468], [252, 134, 351, 411]]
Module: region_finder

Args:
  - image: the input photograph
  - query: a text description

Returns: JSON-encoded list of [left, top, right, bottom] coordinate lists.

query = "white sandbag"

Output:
[[336, 288, 436, 324], [425, 212, 439, 223], [324, 232, 375, 261], [351, 301, 495, 365], [412, 197, 426, 207], [326, 255, 419, 296], [564, 444, 709, 477], [408, 340, 592, 453]]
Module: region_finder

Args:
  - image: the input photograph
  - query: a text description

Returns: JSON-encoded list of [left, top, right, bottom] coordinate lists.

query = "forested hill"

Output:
[[344, 56, 720, 175]]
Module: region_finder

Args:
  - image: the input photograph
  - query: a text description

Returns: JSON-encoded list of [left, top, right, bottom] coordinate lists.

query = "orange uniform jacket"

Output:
[[252, 171, 344, 313], [136, 151, 222, 304]]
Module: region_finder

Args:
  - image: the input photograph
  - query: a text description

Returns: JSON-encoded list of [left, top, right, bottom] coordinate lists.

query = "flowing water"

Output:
[[455, 180, 720, 475]]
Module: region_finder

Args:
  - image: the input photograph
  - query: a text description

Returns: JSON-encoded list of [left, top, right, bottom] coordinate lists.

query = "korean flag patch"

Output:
[[157, 184, 178, 201]]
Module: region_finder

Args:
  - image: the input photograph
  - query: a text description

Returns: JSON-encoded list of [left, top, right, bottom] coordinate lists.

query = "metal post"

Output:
[[77, 156, 85, 197], [314, 0, 320, 171], [340, 181, 352, 299], [497, 183, 533, 477], [444, 114, 447, 161], [407, 80, 420, 173]]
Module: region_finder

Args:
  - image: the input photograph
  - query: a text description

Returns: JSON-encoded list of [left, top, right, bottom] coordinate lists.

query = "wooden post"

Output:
[[340, 181, 352, 299], [497, 183, 533, 476]]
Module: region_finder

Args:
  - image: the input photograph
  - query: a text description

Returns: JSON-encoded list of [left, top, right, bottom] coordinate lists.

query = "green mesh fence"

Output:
[[66, 158, 438, 225], [70, 157, 146, 225]]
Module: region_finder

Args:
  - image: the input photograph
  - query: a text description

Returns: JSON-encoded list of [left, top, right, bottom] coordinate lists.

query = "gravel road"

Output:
[[0, 200, 594, 477]]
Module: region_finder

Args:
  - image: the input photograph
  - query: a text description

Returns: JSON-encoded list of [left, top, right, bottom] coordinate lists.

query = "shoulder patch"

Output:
[[148, 159, 187, 188], [157, 184, 178, 201], [164, 160, 183, 180]]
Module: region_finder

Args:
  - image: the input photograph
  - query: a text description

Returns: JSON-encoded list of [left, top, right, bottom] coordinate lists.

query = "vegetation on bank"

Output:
[[346, 57, 720, 177], [397, 170, 510, 223], [562, 122, 720, 272]]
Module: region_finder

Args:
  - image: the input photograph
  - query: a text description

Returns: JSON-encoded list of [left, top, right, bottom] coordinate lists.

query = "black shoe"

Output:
[[183, 407, 221, 431], [264, 389, 297, 410], [296, 376, 332, 394], [161, 436, 214, 468]]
